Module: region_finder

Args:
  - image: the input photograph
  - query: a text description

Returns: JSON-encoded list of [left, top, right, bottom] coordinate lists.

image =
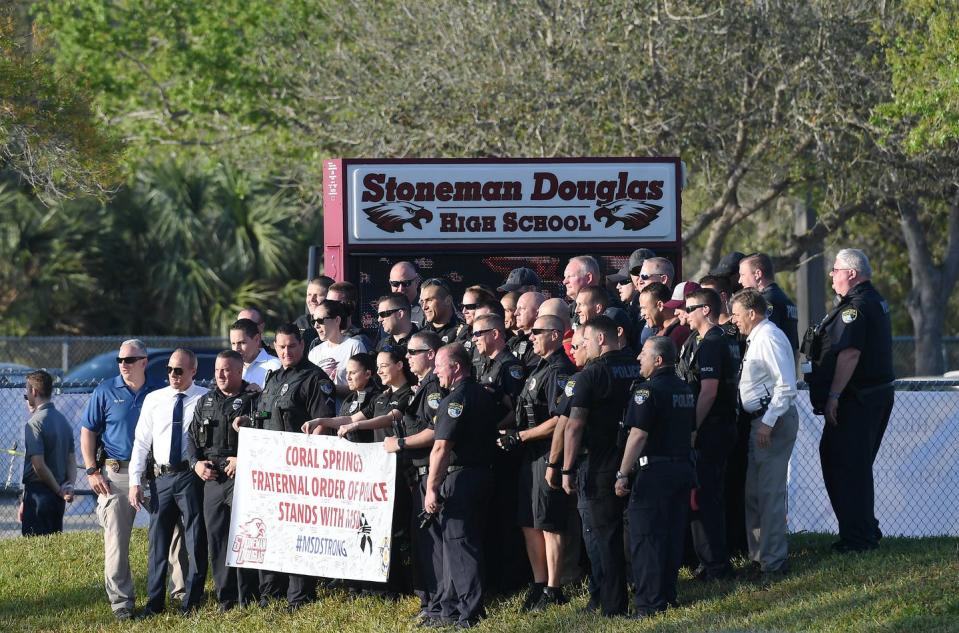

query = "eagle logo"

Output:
[[363, 202, 434, 233], [593, 199, 663, 231]]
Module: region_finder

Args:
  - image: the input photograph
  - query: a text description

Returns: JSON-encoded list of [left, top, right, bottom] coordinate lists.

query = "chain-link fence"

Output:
[[2, 378, 958, 539], [0, 336, 229, 374], [891, 336, 959, 378]]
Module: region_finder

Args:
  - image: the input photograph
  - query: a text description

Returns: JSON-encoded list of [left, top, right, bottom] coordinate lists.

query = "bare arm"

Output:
[[830, 348, 861, 395], [424, 440, 453, 513], [80, 427, 109, 496], [615, 428, 648, 497], [562, 408, 588, 471], [519, 415, 560, 443]]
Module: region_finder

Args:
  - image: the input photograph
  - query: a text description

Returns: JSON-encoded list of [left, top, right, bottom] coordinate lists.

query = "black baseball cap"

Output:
[[497, 267, 541, 293], [710, 251, 746, 277], [607, 248, 657, 283]]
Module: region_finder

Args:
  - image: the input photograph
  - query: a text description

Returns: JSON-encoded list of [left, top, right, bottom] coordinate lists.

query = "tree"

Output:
[[0, 4, 122, 199]]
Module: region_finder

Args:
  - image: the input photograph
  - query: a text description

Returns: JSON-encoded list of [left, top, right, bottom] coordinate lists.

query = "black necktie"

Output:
[[169, 393, 185, 464]]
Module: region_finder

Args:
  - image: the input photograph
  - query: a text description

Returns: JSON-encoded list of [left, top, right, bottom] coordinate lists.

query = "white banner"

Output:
[[226, 429, 396, 582], [345, 160, 680, 244]]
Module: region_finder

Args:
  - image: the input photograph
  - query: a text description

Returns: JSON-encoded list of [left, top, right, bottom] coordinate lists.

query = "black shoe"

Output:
[[760, 568, 788, 589], [219, 602, 237, 613], [416, 617, 447, 628], [520, 582, 545, 612], [113, 608, 133, 621], [257, 596, 272, 608], [741, 561, 762, 581], [831, 540, 877, 554], [531, 586, 568, 612], [455, 618, 480, 629], [286, 601, 307, 614], [135, 608, 162, 620], [694, 565, 734, 582]]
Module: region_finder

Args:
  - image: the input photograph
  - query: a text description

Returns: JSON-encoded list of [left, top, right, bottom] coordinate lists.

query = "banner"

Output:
[[226, 429, 396, 582]]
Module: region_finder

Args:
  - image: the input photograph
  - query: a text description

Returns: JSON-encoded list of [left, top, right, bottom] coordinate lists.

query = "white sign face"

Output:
[[345, 160, 679, 244], [227, 429, 396, 582]]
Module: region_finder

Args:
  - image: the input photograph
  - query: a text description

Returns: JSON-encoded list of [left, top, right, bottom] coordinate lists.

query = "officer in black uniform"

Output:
[[739, 253, 799, 355], [472, 313, 528, 593], [235, 323, 335, 612], [375, 293, 419, 364], [677, 288, 739, 580], [424, 343, 498, 629], [506, 291, 545, 370], [420, 278, 462, 345], [616, 336, 696, 617], [498, 314, 574, 611], [561, 315, 642, 617], [384, 331, 446, 624], [803, 248, 894, 553], [187, 350, 259, 612], [336, 352, 378, 443]]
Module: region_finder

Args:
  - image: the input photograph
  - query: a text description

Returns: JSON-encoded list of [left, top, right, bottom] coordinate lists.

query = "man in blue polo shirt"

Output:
[[80, 339, 175, 620]]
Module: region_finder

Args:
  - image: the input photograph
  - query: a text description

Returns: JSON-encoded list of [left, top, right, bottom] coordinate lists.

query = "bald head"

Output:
[[515, 291, 546, 331], [388, 261, 421, 303], [539, 298, 571, 331]]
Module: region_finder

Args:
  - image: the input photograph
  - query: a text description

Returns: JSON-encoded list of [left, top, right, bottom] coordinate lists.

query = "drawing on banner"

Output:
[[231, 517, 267, 564]]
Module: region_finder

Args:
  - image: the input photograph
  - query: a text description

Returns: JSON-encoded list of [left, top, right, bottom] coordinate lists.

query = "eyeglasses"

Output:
[[530, 328, 557, 336], [471, 328, 495, 338], [389, 278, 417, 288], [683, 304, 707, 313], [829, 267, 852, 275], [377, 308, 401, 318], [116, 356, 146, 364], [166, 366, 185, 376], [22, 393, 29, 401], [406, 348, 431, 356], [313, 316, 336, 326]]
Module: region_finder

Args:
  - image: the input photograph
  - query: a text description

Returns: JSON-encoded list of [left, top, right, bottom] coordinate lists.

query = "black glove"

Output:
[[497, 430, 522, 452]]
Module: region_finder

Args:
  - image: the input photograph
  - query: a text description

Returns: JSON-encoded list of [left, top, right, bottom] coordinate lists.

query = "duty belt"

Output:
[[416, 465, 430, 477], [154, 460, 190, 477], [638, 455, 690, 470], [745, 405, 768, 421]]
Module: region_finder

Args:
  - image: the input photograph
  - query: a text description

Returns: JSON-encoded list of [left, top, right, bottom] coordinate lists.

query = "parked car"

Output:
[[60, 348, 221, 390]]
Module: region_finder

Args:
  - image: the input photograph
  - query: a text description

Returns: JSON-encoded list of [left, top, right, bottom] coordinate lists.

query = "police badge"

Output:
[[232, 398, 243, 411], [509, 365, 524, 380], [349, 401, 359, 413], [765, 304, 775, 318], [320, 382, 334, 395], [528, 377, 537, 391], [447, 402, 464, 418], [280, 383, 289, 395]]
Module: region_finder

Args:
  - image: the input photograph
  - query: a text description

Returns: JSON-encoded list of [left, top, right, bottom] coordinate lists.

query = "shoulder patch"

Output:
[[349, 400, 359, 413], [564, 379, 576, 398], [633, 388, 651, 405], [509, 365, 524, 380], [232, 398, 243, 411], [447, 402, 464, 418], [556, 373, 569, 389], [765, 304, 775, 318], [320, 381, 334, 395], [841, 308, 858, 324], [441, 335, 450, 343], [427, 392, 442, 409]]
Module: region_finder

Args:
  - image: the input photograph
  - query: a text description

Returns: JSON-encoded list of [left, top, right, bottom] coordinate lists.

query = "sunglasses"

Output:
[[616, 279, 633, 287], [530, 328, 557, 336], [406, 348, 431, 356], [116, 356, 146, 364], [166, 366, 185, 376], [389, 278, 417, 288], [683, 303, 707, 312], [377, 308, 402, 318], [639, 273, 663, 280], [570, 343, 582, 351], [471, 328, 495, 338], [422, 277, 450, 291], [461, 303, 477, 311], [313, 316, 336, 326]]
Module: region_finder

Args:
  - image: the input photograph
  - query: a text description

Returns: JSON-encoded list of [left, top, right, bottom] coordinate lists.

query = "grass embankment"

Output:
[[0, 531, 957, 632]]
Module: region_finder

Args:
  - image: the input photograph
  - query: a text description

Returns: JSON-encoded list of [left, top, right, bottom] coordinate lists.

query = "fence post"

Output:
[[61, 339, 70, 373]]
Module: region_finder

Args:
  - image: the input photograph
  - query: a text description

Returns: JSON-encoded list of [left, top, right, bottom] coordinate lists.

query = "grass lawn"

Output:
[[0, 530, 957, 632]]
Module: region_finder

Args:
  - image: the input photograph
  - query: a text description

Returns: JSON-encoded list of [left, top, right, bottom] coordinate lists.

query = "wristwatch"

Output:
[[397, 437, 407, 451], [85, 465, 100, 475], [615, 471, 630, 480]]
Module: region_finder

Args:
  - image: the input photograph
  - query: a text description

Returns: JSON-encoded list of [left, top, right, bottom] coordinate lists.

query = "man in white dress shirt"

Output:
[[230, 318, 281, 388], [729, 289, 798, 586], [128, 348, 209, 617]]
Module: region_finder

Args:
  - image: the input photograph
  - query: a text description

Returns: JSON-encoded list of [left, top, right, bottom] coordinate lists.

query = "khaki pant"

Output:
[[745, 405, 798, 572], [96, 467, 188, 612]]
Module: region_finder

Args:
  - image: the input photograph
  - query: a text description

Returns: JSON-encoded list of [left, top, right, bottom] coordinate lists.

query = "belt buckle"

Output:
[[639, 456, 649, 469], [153, 464, 162, 478], [108, 460, 120, 473]]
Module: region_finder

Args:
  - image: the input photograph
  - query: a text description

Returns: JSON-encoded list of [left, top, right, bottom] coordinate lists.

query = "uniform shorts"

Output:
[[516, 452, 569, 532]]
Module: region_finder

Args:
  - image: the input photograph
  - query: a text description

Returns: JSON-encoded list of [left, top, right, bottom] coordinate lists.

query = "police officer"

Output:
[[234, 323, 335, 612], [561, 315, 642, 617], [616, 336, 696, 617], [384, 331, 446, 625], [424, 343, 498, 628], [473, 312, 528, 593], [508, 291, 546, 370], [677, 288, 739, 581], [804, 248, 894, 553], [498, 314, 574, 611], [739, 253, 799, 356], [376, 293, 419, 362], [420, 278, 462, 344], [187, 351, 259, 612]]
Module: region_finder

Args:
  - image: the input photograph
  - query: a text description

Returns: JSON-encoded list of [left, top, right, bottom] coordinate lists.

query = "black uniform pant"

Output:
[[484, 450, 528, 593], [628, 462, 694, 615], [146, 470, 207, 612], [259, 570, 315, 606], [724, 412, 751, 556], [413, 473, 443, 617], [439, 467, 492, 625], [203, 475, 258, 607], [690, 421, 737, 575], [819, 389, 894, 549], [21, 482, 65, 536], [577, 469, 627, 617]]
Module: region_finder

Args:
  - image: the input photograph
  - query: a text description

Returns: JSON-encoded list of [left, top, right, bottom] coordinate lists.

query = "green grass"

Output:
[[1, 531, 957, 632]]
